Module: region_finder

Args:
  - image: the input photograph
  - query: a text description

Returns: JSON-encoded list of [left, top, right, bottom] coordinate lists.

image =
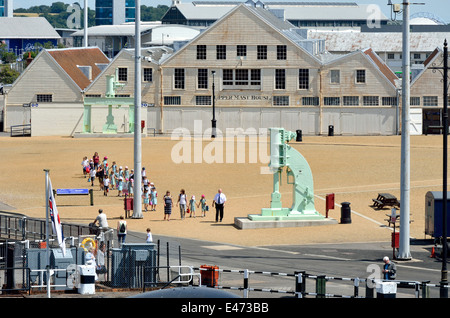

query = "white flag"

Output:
[[48, 178, 65, 255]]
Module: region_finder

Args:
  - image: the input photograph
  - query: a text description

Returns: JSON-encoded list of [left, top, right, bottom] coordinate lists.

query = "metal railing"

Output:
[[10, 124, 31, 137]]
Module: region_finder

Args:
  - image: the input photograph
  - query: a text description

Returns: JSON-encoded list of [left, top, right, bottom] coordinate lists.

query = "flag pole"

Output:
[[44, 169, 51, 298]]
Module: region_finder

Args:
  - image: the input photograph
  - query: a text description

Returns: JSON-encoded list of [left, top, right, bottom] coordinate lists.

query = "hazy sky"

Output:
[[12, 0, 450, 23]]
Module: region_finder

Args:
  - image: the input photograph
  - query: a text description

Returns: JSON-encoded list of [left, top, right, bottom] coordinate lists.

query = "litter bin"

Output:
[[200, 265, 219, 287], [296, 129, 302, 142], [391, 232, 399, 248], [376, 281, 396, 298], [328, 125, 334, 136], [340, 202, 351, 224]]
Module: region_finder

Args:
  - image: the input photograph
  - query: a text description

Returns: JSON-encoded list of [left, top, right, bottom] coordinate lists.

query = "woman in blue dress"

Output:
[[150, 187, 157, 211]]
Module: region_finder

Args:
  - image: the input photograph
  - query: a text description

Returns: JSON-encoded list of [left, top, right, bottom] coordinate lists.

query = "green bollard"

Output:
[[89, 189, 94, 206], [316, 275, 326, 298]]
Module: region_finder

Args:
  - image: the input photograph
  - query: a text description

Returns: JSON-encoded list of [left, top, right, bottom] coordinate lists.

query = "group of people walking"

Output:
[[162, 188, 227, 222], [82, 152, 158, 211]]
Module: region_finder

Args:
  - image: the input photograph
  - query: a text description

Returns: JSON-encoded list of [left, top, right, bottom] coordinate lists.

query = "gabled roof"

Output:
[[362, 48, 398, 87], [0, 17, 61, 39], [162, 3, 324, 66], [46, 47, 110, 90]]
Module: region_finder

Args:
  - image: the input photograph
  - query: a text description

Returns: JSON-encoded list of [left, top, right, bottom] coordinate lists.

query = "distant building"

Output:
[[0, 0, 13, 17], [71, 22, 200, 58], [4, 47, 110, 135], [96, 0, 136, 26], [0, 17, 61, 55], [161, 0, 388, 28]]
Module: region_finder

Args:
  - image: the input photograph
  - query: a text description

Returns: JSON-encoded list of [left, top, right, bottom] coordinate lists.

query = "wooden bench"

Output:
[[372, 193, 400, 209]]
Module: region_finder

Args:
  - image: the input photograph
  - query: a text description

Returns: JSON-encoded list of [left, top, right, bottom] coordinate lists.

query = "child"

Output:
[[82, 156, 89, 177], [89, 166, 96, 187], [110, 161, 117, 189], [127, 177, 134, 197], [150, 187, 157, 211], [146, 228, 153, 243], [143, 188, 150, 211], [103, 174, 110, 196], [189, 195, 196, 218], [198, 194, 207, 217], [117, 176, 124, 197]]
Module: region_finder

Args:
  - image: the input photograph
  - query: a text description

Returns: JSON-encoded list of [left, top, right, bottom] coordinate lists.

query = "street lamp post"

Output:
[[441, 39, 448, 298], [429, 39, 449, 298], [211, 70, 216, 138]]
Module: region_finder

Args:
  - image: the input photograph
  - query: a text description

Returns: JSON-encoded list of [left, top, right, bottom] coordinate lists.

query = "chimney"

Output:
[[26, 52, 33, 66]]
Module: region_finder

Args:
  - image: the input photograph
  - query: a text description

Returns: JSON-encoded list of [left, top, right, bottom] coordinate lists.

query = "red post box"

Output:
[[326, 193, 335, 218]]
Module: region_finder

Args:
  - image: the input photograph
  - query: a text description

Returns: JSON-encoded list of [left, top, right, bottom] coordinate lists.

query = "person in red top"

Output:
[[93, 152, 100, 169]]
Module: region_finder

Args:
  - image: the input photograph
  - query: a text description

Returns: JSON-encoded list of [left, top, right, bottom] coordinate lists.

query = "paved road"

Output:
[[124, 230, 446, 298]]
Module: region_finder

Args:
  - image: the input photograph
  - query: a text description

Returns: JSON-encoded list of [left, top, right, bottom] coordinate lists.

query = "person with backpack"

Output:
[[117, 215, 127, 247]]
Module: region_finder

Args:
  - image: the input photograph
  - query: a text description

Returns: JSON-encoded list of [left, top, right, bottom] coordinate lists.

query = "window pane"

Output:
[[299, 69, 309, 89], [277, 45, 287, 60], [174, 68, 185, 89], [356, 70, 366, 83], [197, 69, 208, 89], [257, 45, 267, 60], [118, 68, 127, 81], [275, 69, 285, 89], [273, 96, 289, 106], [237, 45, 247, 57], [216, 45, 226, 60], [197, 45, 206, 60]]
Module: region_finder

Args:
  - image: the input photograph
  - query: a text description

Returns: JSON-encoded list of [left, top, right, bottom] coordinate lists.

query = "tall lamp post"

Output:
[[211, 70, 216, 138], [442, 39, 449, 299], [428, 40, 449, 298]]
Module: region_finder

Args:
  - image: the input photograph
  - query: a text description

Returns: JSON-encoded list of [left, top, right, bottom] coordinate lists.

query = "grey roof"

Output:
[[0, 17, 60, 39], [71, 23, 160, 37], [175, 1, 387, 21], [306, 30, 449, 52]]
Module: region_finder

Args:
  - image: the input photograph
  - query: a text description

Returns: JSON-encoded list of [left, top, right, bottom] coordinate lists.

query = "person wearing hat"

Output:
[[382, 256, 397, 280], [189, 195, 196, 218]]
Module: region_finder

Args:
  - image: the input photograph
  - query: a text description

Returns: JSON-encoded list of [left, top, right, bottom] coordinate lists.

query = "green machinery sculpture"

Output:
[[248, 128, 325, 221], [83, 68, 135, 134]]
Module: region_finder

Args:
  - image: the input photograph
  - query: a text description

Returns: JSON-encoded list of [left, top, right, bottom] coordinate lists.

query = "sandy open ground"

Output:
[[0, 133, 445, 247]]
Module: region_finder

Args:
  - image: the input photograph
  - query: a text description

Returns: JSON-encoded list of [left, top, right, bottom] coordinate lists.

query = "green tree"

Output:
[[0, 66, 20, 84]]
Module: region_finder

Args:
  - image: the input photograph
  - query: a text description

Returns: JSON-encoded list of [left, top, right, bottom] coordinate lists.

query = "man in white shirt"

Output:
[[93, 209, 109, 229], [213, 189, 226, 222]]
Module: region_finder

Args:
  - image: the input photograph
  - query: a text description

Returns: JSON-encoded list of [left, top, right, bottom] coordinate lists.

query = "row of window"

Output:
[[34, 93, 440, 107], [197, 45, 288, 60], [174, 68, 365, 90], [111, 67, 365, 89], [117, 67, 153, 82], [162, 95, 398, 106]]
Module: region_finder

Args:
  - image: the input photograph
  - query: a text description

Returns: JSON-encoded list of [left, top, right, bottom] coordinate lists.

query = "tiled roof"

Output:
[[363, 48, 398, 87], [47, 47, 110, 90]]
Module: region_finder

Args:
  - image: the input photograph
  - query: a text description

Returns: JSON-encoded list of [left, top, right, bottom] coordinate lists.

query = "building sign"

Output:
[[217, 94, 271, 101]]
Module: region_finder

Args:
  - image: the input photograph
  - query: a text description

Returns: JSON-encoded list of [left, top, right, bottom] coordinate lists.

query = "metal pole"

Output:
[[398, 0, 411, 260], [84, 0, 88, 47], [132, 0, 143, 219], [44, 169, 51, 298], [441, 39, 448, 298], [211, 70, 216, 138]]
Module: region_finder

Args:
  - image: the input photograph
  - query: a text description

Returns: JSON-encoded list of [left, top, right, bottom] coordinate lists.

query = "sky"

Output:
[[12, 0, 450, 24]]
